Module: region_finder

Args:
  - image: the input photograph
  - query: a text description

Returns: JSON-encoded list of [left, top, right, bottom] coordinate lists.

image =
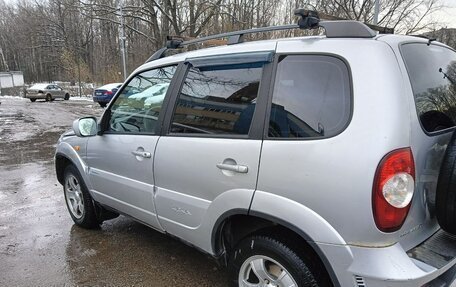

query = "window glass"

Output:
[[268, 55, 351, 138], [108, 65, 176, 134], [401, 44, 456, 133], [170, 64, 262, 135]]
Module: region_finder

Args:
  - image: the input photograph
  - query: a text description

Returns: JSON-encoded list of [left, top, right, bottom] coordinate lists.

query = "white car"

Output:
[[127, 83, 170, 106]]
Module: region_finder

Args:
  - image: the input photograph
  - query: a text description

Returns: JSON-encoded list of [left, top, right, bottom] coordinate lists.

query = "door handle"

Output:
[[216, 163, 248, 173], [131, 151, 151, 158]]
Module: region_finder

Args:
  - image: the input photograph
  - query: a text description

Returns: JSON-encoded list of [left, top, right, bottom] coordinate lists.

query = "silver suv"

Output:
[[55, 10, 456, 287]]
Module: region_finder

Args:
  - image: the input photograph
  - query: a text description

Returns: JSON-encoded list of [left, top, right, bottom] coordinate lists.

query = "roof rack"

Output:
[[146, 8, 389, 63]]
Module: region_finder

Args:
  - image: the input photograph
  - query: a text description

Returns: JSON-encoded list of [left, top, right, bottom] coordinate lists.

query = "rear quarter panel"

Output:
[[253, 38, 416, 246]]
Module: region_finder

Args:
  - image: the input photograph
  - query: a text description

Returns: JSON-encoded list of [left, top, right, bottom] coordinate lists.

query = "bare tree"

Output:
[[0, 0, 449, 84]]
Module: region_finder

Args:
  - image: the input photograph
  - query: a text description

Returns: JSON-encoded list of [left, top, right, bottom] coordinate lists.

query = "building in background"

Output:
[[0, 71, 24, 96]]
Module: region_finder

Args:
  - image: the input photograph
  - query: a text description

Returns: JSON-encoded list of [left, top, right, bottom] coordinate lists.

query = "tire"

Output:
[[64, 93, 70, 100], [30, 98, 36, 102], [228, 235, 321, 287], [98, 102, 107, 108], [436, 130, 456, 234], [63, 165, 99, 229], [45, 94, 52, 102]]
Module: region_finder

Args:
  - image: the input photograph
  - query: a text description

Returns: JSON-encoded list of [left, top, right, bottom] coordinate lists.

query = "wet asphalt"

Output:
[[0, 97, 227, 286]]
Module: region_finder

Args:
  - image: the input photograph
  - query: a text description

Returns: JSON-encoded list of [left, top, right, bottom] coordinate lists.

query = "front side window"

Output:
[[268, 55, 351, 139], [108, 65, 176, 134], [169, 64, 262, 135], [401, 43, 456, 133]]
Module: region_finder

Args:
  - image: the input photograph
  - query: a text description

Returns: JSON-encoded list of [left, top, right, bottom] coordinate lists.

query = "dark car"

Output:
[[92, 83, 122, 107]]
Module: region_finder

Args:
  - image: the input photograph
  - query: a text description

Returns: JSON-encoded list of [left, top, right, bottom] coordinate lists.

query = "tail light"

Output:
[[373, 148, 415, 232], [105, 90, 113, 95]]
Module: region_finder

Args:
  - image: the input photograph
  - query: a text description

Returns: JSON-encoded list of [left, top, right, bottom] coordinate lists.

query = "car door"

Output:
[[55, 85, 64, 98], [153, 52, 273, 243], [85, 64, 179, 230], [45, 85, 52, 95]]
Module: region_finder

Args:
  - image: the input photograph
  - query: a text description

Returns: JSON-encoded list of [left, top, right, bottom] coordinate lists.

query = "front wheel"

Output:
[[30, 98, 36, 102], [63, 165, 99, 229], [64, 93, 70, 100], [229, 236, 321, 287], [45, 94, 52, 102]]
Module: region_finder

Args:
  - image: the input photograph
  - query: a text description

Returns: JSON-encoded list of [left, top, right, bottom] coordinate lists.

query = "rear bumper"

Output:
[[25, 93, 45, 99], [318, 230, 456, 287], [92, 95, 112, 103]]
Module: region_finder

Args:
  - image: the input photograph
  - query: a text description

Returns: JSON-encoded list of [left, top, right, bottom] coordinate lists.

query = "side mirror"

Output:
[[72, 117, 97, 137]]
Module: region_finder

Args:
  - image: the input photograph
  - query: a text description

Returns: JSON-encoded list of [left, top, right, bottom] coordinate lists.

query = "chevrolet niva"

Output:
[[55, 9, 456, 287]]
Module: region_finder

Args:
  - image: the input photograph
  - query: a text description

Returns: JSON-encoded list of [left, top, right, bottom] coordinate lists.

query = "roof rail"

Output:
[[145, 8, 386, 63]]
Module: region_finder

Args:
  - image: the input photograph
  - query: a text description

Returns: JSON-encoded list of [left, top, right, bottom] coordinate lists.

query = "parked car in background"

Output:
[[128, 83, 170, 107], [92, 83, 122, 107], [26, 83, 70, 102]]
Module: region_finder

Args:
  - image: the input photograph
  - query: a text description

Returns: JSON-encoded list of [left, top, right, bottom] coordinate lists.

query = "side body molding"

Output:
[[161, 188, 253, 255]]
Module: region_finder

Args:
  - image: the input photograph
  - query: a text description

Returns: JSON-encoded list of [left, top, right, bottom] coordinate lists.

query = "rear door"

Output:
[[399, 43, 456, 248], [52, 85, 64, 98], [85, 64, 179, 229], [153, 52, 273, 241]]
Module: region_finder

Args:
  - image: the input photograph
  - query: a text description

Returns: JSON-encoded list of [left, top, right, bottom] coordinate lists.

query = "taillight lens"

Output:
[[373, 148, 415, 232], [105, 90, 113, 95]]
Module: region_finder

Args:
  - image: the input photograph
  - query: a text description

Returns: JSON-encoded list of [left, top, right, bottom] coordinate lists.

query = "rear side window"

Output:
[[169, 64, 262, 135], [402, 43, 456, 133], [268, 55, 351, 138]]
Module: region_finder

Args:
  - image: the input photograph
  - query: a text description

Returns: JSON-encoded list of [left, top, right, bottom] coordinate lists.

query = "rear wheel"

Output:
[[436, 130, 456, 234], [98, 102, 107, 108], [229, 235, 322, 287], [45, 94, 52, 102], [30, 98, 36, 102]]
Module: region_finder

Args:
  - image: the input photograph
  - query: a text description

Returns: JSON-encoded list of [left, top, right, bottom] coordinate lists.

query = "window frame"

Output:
[[263, 53, 354, 141], [399, 41, 456, 136], [161, 56, 275, 140], [99, 62, 185, 136]]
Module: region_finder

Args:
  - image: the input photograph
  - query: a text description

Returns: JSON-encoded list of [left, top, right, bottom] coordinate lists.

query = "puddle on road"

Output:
[[0, 129, 65, 166]]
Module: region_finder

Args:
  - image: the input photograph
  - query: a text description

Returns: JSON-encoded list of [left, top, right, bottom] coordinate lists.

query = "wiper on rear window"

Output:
[[439, 67, 455, 85]]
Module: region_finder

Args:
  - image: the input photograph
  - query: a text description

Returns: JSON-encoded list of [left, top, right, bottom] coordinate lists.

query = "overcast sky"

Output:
[[2, 0, 456, 29], [434, 0, 456, 28]]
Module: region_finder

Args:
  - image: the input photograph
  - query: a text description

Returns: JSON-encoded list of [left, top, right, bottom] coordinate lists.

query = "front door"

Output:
[[153, 54, 272, 242], [85, 65, 178, 229]]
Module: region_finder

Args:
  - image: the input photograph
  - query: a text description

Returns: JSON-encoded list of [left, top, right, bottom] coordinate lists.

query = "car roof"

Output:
[[97, 83, 123, 90], [135, 38, 280, 74], [133, 32, 451, 81], [29, 83, 50, 89], [376, 34, 453, 50]]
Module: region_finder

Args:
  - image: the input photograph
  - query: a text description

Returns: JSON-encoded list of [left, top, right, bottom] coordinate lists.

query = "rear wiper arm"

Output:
[[439, 68, 455, 85]]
